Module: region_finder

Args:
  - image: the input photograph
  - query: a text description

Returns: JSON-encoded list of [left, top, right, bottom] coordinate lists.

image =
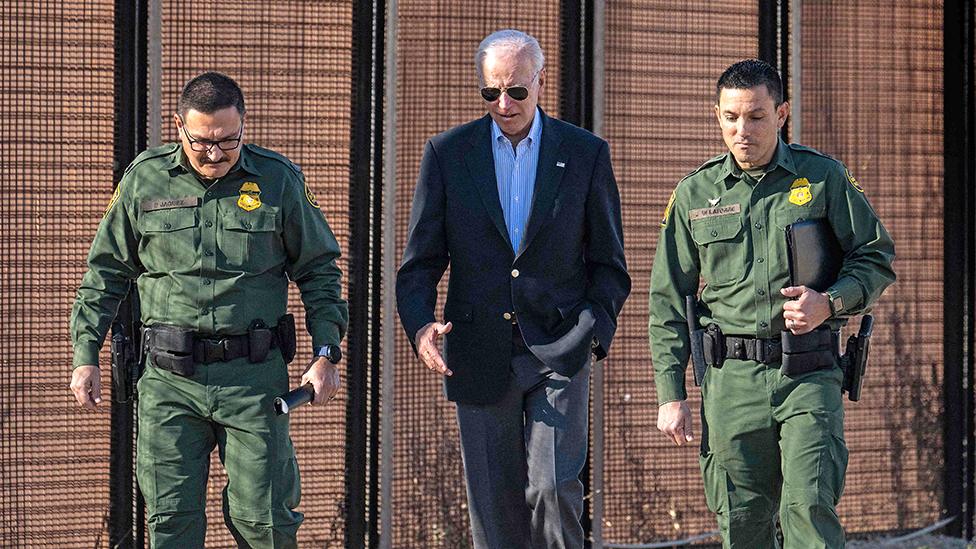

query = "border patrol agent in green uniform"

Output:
[[649, 60, 894, 548], [69, 72, 348, 548]]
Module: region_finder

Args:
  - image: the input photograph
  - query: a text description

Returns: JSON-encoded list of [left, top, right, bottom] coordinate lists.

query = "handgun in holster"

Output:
[[686, 295, 708, 386], [110, 321, 143, 403], [841, 315, 873, 402]]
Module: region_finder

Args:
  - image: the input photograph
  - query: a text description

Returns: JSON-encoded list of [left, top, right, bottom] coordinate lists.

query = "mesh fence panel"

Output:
[[157, 3, 353, 546], [798, 0, 945, 534], [0, 2, 116, 547], [391, 4, 560, 546], [601, 1, 759, 542]]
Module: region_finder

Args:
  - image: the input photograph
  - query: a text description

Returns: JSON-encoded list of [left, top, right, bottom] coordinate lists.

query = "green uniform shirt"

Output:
[[70, 143, 349, 367], [649, 139, 895, 405]]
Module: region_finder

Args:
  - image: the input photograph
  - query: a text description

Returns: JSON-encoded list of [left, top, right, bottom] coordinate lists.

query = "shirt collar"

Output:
[[161, 143, 262, 177], [491, 107, 543, 147], [716, 137, 797, 182]]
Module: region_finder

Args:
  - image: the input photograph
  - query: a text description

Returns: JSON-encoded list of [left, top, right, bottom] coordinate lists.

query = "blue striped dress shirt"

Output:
[[491, 108, 543, 253]]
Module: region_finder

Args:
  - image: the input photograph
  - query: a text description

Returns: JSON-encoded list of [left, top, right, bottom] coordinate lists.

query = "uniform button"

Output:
[[163, 223, 172, 229], [760, 321, 768, 328], [244, 223, 252, 229], [205, 220, 213, 228], [511, 269, 520, 278], [710, 230, 718, 237], [203, 279, 211, 286], [758, 289, 765, 295], [201, 307, 209, 314], [503, 312, 512, 320], [205, 250, 214, 257], [757, 257, 764, 263], [754, 222, 763, 229]]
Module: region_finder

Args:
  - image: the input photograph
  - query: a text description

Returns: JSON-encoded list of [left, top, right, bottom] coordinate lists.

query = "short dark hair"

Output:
[[177, 72, 245, 117], [716, 59, 784, 105]]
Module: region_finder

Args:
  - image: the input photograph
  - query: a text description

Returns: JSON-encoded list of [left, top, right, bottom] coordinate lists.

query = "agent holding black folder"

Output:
[[648, 59, 894, 548]]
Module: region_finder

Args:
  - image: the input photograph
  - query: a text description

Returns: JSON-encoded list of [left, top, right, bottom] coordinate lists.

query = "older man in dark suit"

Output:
[[395, 29, 630, 549]]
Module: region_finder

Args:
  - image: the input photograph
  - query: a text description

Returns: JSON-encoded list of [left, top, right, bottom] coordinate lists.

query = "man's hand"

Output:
[[415, 321, 453, 376], [70, 365, 102, 409], [300, 357, 341, 405], [657, 400, 694, 446], [781, 285, 831, 335]]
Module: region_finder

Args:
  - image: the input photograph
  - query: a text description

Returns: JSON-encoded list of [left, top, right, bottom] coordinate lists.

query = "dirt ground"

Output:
[[847, 534, 975, 548]]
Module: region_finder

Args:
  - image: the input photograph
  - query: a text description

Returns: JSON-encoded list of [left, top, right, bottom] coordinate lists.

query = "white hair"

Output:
[[475, 29, 545, 83]]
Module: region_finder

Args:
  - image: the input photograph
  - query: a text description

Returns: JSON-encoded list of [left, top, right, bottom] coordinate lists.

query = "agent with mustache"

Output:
[[69, 72, 347, 548]]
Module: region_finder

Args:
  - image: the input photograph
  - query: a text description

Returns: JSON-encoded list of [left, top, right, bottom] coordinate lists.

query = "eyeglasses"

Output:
[[480, 69, 541, 102], [178, 115, 244, 152]]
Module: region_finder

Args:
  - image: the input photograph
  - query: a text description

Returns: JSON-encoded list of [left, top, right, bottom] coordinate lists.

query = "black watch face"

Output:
[[325, 345, 341, 363]]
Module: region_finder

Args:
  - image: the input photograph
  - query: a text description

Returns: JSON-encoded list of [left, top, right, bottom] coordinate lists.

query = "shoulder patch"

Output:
[[124, 143, 180, 176], [104, 181, 124, 216], [304, 181, 320, 208], [660, 189, 677, 227], [246, 144, 303, 175], [845, 168, 864, 193]]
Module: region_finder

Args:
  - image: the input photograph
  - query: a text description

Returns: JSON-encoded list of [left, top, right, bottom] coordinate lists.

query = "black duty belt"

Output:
[[144, 315, 297, 377], [702, 325, 839, 376]]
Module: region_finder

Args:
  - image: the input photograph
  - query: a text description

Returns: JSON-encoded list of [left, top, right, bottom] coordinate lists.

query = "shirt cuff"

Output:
[[826, 276, 862, 316], [310, 321, 342, 351], [655, 370, 688, 405], [73, 341, 102, 369]]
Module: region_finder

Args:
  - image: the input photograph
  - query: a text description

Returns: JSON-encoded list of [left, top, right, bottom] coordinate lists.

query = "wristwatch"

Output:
[[825, 290, 845, 317], [316, 344, 342, 364]]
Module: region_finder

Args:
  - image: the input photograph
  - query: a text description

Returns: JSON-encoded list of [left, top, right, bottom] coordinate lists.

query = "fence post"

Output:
[[943, 0, 975, 538], [112, 0, 147, 547]]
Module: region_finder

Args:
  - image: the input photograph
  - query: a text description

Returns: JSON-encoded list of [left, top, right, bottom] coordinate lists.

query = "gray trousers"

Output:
[[456, 327, 591, 549]]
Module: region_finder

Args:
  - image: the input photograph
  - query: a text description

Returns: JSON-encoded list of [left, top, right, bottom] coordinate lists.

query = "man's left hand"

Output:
[[780, 285, 831, 335], [300, 357, 341, 405]]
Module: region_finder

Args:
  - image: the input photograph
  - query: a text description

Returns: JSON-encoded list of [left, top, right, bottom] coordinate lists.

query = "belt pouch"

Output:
[[150, 349, 195, 377], [702, 325, 725, 368], [780, 328, 835, 376], [248, 321, 273, 363]]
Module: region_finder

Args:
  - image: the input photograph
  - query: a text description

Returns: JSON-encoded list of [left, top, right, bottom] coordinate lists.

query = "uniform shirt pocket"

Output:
[[691, 214, 747, 287], [219, 208, 282, 273], [138, 208, 199, 269]]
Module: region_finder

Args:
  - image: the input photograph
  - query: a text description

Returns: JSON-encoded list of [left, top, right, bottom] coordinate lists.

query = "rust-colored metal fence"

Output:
[[0, 1, 966, 547]]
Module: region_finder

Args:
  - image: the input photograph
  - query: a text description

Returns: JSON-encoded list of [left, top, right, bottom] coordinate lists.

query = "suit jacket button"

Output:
[[511, 269, 520, 278], [503, 312, 512, 320]]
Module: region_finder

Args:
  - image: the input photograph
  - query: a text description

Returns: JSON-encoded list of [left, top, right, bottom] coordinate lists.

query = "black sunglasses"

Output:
[[480, 69, 541, 102]]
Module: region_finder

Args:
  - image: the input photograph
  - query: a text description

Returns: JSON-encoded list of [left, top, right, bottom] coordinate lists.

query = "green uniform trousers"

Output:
[[699, 358, 848, 549], [136, 353, 302, 549]]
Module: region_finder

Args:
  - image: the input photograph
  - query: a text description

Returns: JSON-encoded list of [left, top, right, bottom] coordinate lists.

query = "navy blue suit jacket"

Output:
[[396, 111, 630, 404]]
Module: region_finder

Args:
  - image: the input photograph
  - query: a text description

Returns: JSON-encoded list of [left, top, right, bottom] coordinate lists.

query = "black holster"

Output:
[[780, 326, 838, 377], [276, 314, 297, 364]]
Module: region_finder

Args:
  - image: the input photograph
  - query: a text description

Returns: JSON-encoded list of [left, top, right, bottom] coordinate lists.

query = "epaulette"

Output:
[[124, 143, 180, 175], [679, 152, 727, 182], [246, 144, 303, 175], [787, 143, 839, 162]]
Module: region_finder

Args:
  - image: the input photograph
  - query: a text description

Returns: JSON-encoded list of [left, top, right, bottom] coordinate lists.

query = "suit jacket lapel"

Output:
[[463, 115, 512, 249], [518, 112, 566, 257]]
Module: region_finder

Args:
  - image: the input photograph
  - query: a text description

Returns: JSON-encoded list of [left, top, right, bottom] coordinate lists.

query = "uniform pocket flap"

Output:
[[140, 208, 198, 233], [223, 209, 277, 232], [691, 217, 743, 245], [776, 205, 827, 228]]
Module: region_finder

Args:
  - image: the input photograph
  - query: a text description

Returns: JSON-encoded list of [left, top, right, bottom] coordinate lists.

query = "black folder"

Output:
[[785, 219, 843, 291]]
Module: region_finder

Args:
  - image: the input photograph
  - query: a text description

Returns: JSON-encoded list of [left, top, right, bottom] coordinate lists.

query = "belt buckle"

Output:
[[200, 338, 226, 364]]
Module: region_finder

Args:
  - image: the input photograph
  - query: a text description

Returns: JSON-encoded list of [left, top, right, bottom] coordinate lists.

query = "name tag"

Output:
[[141, 196, 201, 212], [689, 203, 741, 221]]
